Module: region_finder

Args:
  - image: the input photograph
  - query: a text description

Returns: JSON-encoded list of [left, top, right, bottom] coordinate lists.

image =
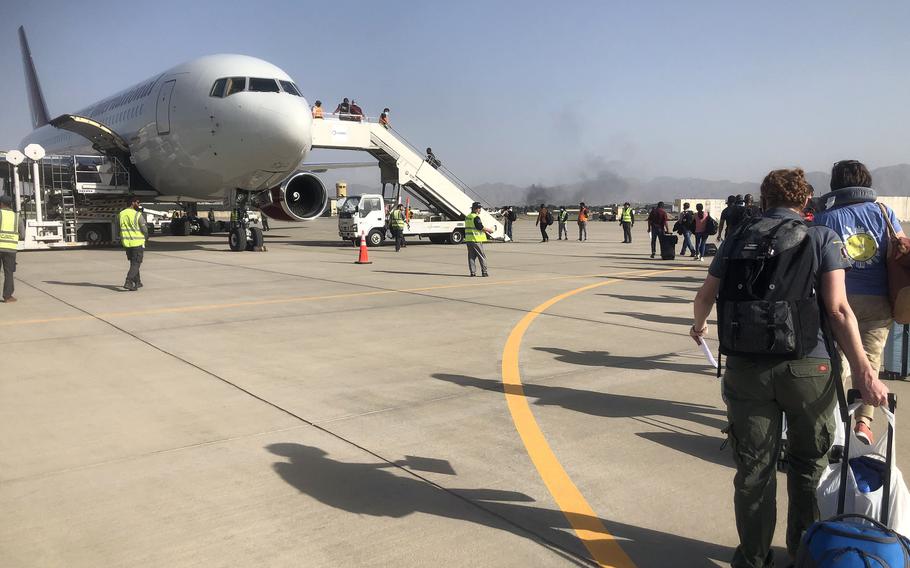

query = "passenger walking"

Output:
[[426, 148, 441, 169], [718, 194, 747, 241], [814, 159, 906, 444], [619, 202, 634, 243], [349, 100, 364, 122], [502, 206, 516, 242], [693, 203, 711, 261], [119, 196, 148, 291], [647, 201, 669, 259], [0, 196, 25, 302], [379, 107, 390, 129], [464, 202, 492, 277], [312, 100, 324, 119], [557, 206, 569, 240], [389, 203, 409, 252], [536, 204, 551, 242], [577, 201, 589, 241], [676, 202, 697, 257], [691, 167, 889, 567], [743, 193, 762, 218], [334, 97, 350, 118]]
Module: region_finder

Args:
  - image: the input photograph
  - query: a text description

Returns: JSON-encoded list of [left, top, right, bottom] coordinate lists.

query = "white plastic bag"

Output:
[[817, 402, 910, 534]]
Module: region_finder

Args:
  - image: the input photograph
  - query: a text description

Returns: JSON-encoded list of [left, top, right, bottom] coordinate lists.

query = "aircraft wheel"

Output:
[[199, 218, 212, 236], [246, 227, 264, 250], [229, 227, 247, 251]]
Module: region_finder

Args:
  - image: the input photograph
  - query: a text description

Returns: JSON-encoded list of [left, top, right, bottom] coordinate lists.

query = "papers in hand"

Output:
[[698, 339, 718, 369]]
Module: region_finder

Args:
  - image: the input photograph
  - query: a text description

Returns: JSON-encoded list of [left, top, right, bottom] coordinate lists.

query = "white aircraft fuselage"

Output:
[[21, 54, 314, 205]]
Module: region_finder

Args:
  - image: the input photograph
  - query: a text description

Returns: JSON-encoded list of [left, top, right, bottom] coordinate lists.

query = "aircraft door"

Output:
[[156, 80, 176, 135]]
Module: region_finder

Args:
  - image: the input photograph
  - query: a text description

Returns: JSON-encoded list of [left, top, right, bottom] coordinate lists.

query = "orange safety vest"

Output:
[[578, 208, 588, 222], [312, 106, 324, 119]]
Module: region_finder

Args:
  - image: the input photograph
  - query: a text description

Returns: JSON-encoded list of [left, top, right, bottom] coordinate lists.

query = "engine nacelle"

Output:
[[258, 172, 328, 221]]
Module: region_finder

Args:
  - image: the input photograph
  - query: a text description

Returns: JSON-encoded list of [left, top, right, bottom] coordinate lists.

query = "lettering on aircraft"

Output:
[[84, 74, 164, 119]]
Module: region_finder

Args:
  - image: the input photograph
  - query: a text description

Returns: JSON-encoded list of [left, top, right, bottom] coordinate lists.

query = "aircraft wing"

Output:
[[49, 114, 131, 159], [299, 162, 376, 173]]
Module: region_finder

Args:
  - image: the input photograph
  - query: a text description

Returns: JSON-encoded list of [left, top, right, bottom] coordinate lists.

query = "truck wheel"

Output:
[[246, 227, 264, 250], [367, 229, 384, 247], [448, 230, 464, 244], [229, 227, 247, 251]]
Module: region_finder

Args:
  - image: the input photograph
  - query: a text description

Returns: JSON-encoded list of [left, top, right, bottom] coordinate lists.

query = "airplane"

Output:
[[15, 26, 359, 250]]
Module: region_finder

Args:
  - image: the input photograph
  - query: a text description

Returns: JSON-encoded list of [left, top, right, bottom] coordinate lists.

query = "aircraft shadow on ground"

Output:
[[145, 239, 229, 252], [598, 293, 690, 304], [604, 311, 716, 328], [43, 280, 127, 292], [431, 373, 726, 431], [265, 443, 733, 566], [534, 346, 714, 376]]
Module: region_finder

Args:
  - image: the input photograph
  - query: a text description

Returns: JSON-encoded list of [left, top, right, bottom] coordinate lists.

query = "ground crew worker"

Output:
[[691, 168, 889, 567], [0, 196, 25, 303], [379, 107, 390, 128], [207, 208, 215, 223], [389, 203, 408, 252], [119, 196, 148, 291], [312, 100, 324, 119], [464, 202, 492, 277], [577, 201, 589, 241], [557, 206, 569, 240], [619, 202, 634, 243]]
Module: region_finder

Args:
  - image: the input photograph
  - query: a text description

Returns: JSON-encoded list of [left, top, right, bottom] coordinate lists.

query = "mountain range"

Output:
[[345, 164, 910, 207]]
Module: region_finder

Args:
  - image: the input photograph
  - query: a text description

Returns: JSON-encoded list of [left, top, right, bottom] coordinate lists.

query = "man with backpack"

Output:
[[647, 201, 669, 259], [691, 168, 890, 568], [536, 204, 551, 242], [557, 206, 569, 240], [719, 194, 748, 242], [676, 202, 697, 257]]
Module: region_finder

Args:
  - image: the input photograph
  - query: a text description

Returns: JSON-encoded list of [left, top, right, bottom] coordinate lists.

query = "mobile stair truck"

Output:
[[309, 118, 504, 247]]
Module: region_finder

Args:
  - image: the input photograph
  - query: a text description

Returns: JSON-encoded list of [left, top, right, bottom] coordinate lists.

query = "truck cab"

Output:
[[338, 193, 466, 247]]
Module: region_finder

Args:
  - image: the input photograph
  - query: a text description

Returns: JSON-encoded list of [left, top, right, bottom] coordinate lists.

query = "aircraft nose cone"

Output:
[[256, 98, 312, 171]]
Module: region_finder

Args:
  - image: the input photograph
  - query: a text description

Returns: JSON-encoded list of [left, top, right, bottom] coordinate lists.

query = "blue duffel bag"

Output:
[[795, 514, 910, 567]]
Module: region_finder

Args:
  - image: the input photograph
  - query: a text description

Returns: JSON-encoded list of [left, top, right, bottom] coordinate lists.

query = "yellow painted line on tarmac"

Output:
[[3, 267, 695, 328], [501, 268, 688, 567]]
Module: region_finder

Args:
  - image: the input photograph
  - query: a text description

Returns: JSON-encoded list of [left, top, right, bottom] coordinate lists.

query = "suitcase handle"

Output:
[[843, 390, 897, 526], [847, 389, 897, 412]]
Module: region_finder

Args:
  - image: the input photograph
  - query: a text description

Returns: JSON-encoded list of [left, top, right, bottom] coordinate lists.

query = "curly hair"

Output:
[[760, 168, 812, 209]]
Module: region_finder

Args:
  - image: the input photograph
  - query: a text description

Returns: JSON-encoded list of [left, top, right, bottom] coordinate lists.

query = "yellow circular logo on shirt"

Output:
[[845, 232, 878, 263]]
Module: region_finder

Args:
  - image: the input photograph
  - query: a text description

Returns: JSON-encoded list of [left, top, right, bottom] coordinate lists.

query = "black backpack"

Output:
[[508, 210, 517, 222], [545, 210, 553, 225], [706, 215, 719, 235], [716, 217, 820, 358]]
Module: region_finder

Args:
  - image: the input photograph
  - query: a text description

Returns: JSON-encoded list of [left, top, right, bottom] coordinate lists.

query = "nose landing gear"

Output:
[[228, 191, 267, 252]]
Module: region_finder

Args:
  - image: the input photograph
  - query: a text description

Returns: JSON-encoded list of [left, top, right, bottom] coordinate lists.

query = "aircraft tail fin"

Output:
[[18, 26, 50, 129]]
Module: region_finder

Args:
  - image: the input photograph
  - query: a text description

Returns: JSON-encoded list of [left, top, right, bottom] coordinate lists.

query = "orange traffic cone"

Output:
[[355, 231, 372, 264]]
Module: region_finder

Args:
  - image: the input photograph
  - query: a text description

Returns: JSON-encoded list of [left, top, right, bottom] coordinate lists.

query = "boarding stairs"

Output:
[[310, 118, 503, 239]]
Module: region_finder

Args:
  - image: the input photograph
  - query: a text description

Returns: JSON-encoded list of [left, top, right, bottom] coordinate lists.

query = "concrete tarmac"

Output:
[[2, 218, 907, 567]]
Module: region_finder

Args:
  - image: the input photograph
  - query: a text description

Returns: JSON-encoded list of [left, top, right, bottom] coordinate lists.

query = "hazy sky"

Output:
[[2, 1, 908, 188]]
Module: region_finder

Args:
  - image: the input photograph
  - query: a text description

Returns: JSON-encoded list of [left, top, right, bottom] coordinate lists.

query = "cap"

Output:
[[471, 202, 482, 209]]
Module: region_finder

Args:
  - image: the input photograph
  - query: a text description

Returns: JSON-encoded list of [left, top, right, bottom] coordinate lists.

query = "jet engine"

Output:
[[257, 172, 328, 221]]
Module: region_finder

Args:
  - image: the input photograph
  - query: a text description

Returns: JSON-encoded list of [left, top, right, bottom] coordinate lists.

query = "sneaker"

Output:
[[693, 255, 700, 261], [650, 253, 655, 258], [3, 296, 16, 303], [482, 273, 489, 277], [855, 422, 874, 445]]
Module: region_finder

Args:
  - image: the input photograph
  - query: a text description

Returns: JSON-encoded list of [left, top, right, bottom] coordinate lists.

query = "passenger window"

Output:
[[210, 78, 227, 97], [249, 78, 280, 93], [279, 81, 301, 96], [226, 77, 246, 96]]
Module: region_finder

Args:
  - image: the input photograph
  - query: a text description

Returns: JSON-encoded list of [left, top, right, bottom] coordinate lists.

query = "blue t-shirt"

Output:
[[814, 200, 902, 297]]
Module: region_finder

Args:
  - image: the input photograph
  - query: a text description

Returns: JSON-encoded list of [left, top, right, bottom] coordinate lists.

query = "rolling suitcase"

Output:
[[797, 390, 910, 566], [658, 233, 677, 260]]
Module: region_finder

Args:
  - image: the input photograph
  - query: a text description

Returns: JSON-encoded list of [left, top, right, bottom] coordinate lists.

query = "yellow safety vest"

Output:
[[0, 210, 19, 251], [390, 209, 406, 230], [621, 207, 633, 223], [464, 213, 486, 243], [119, 208, 145, 248]]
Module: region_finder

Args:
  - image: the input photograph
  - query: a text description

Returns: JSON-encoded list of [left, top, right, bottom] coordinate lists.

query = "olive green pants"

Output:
[[723, 356, 836, 568]]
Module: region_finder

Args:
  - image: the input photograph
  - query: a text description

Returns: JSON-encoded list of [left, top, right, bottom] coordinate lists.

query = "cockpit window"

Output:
[[249, 78, 280, 93], [210, 78, 227, 98], [226, 77, 246, 96], [279, 80, 301, 96]]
